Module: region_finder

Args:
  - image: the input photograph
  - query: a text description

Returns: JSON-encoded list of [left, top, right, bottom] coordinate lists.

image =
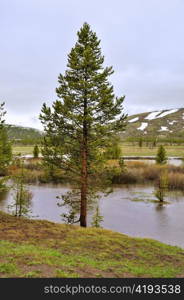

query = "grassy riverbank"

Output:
[[0, 211, 184, 278]]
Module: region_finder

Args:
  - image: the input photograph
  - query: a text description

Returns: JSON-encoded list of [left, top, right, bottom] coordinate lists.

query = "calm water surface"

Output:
[[125, 158, 183, 166], [0, 183, 184, 248]]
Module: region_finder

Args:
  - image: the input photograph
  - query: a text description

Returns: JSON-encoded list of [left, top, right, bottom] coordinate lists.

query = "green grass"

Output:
[[0, 211, 184, 278], [0, 262, 19, 275], [13, 146, 34, 155], [120, 143, 184, 157], [12, 143, 184, 157]]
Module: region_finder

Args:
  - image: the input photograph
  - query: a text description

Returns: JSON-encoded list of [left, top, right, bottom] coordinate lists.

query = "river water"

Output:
[[0, 183, 184, 248], [125, 158, 183, 166]]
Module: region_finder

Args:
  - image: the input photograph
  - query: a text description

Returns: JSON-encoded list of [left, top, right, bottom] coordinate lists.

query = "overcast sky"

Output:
[[1, 0, 184, 129]]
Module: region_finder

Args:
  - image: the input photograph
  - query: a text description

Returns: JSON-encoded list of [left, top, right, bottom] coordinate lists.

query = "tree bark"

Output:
[[80, 91, 88, 227], [80, 147, 87, 227]]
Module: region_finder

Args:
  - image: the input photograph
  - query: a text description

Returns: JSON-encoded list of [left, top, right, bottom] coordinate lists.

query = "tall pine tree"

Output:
[[40, 23, 127, 227]]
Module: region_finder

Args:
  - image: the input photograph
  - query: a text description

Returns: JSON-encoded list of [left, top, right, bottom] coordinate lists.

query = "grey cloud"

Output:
[[0, 0, 184, 128]]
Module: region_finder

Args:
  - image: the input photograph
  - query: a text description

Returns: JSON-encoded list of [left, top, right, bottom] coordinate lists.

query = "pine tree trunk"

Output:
[[80, 93, 88, 227], [80, 148, 87, 227]]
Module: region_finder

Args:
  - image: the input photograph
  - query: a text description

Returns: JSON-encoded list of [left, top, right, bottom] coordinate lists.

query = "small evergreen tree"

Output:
[[9, 161, 32, 217], [153, 138, 157, 147], [119, 157, 126, 172], [156, 145, 167, 164], [138, 137, 143, 148], [91, 205, 103, 228], [33, 144, 39, 158], [155, 170, 168, 202]]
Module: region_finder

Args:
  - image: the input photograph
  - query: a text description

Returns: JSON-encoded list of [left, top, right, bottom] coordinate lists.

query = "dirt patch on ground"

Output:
[[19, 264, 56, 278]]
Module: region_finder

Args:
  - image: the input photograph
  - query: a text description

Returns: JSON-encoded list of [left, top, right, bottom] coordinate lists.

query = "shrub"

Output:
[[91, 205, 103, 228], [142, 165, 161, 181], [155, 170, 168, 202], [112, 169, 141, 184], [33, 145, 39, 158], [156, 145, 167, 164]]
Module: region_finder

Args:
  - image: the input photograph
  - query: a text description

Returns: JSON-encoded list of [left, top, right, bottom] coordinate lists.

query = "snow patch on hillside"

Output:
[[145, 111, 161, 120], [156, 109, 179, 119], [159, 126, 169, 132], [137, 122, 148, 131], [168, 120, 177, 125], [128, 117, 139, 123]]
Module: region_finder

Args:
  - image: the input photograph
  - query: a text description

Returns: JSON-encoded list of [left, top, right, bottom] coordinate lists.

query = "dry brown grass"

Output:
[[168, 173, 184, 191], [111, 160, 184, 191]]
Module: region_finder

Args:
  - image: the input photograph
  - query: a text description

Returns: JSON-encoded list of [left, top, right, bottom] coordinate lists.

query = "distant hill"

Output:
[[122, 108, 184, 140], [6, 125, 43, 142], [5, 108, 184, 143]]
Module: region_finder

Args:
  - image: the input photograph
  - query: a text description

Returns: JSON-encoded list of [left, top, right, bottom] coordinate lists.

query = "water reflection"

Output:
[[155, 203, 165, 211]]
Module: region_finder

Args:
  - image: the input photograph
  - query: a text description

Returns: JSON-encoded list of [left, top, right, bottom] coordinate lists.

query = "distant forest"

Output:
[[6, 125, 42, 145]]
